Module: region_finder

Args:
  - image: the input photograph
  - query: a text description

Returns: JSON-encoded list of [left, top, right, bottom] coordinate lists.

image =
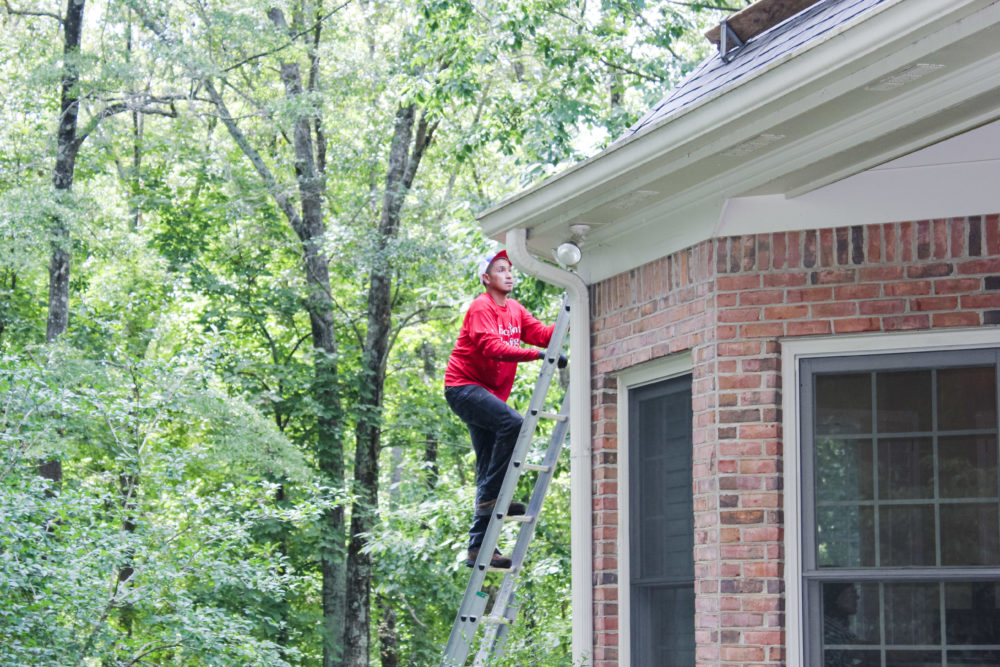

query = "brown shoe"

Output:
[[466, 547, 512, 569], [476, 499, 527, 517]]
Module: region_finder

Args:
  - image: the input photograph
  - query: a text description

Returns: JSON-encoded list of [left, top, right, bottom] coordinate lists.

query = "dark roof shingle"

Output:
[[619, 0, 888, 142]]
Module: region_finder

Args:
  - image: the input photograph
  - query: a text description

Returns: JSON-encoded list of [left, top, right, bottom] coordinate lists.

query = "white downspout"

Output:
[[506, 228, 593, 666]]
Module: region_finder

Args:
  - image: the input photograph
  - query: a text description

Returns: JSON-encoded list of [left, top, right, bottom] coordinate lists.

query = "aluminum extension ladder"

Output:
[[441, 296, 572, 666]]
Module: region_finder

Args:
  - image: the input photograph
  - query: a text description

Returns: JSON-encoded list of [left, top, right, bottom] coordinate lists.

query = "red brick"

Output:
[[933, 312, 980, 327], [741, 322, 785, 338], [962, 293, 1000, 308], [762, 272, 806, 289], [740, 289, 785, 306], [833, 318, 881, 333], [934, 219, 949, 259], [951, 218, 966, 258], [811, 268, 856, 284], [719, 341, 762, 356], [859, 265, 904, 281], [721, 510, 764, 524], [812, 302, 856, 317], [911, 296, 959, 311], [718, 307, 762, 323], [717, 274, 761, 291], [834, 284, 880, 300], [721, 646, 765, 661], [744, 630, 784, 645], [935, 277, 982, 294], [820, 228, 835, 266], [868, 223, 883, 263], [959, 258, 1000, 274], [786, 286, 833, 302], [885, 223, 898, 262], [883, 314, 931, 331], [901, 221, 914, 261], [786, 320, 832, 336], [788, 230, 802, 268], [908, 263, 954, 278], [740, 459, 779, 475], [859, 299, 906, 315], [720, 612, 764, 627], [988, 213, 1000, 256], [743, 526, 782, 542], [764, 304, 809, 320], [885, 281, 932, 296], [719, 374, 762, 390], [743, 561, 781, 578], [739, 423, 779, 439], [741, 492, 780, 508], [719, 408, 761, 423], [917, 219, 932, 259]]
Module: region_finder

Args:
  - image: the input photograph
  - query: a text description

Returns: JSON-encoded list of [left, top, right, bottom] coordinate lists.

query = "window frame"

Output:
[[616, 352, 693, 667], [782, 328, 1000, 665]]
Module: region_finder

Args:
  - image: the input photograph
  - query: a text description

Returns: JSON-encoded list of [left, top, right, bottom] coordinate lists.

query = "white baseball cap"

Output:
[[475, 249, 509, 285]]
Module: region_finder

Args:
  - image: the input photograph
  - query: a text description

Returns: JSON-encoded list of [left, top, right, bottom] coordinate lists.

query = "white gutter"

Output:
[[506, 228, 593, 666]]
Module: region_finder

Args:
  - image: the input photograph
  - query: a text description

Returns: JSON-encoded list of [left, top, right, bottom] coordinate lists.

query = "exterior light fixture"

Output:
[[555, 241, 582, 268]]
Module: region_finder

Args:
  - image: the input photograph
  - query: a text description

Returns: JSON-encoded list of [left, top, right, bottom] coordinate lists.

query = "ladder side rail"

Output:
[[469, 297, 571, 576], [440, 296, 572, 667], [441, 398, 555, 665], [442, 590, 490, 666], [473, 400, 570, 665]]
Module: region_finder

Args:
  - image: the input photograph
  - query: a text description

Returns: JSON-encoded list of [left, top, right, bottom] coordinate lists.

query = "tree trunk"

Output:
[[377, 595, 400, 667], [420, 342, 439, 490], [40, 0, 86, 489], [267, 11, 345, 665], [47, 0, 85, 344], [343, 103, 434, 667]]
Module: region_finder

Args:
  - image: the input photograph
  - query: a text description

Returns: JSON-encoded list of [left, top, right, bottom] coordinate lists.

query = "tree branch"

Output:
[[72, 96, 178, 151], [223, 1, 352, 73], [3, 0, 61, 22]]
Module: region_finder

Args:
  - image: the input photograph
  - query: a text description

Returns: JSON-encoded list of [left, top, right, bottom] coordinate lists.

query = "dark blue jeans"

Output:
[[445, 384, 523, 549]]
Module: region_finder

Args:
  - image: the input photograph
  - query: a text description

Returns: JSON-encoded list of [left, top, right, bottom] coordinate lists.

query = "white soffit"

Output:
[[715, 119, 1000, 237]]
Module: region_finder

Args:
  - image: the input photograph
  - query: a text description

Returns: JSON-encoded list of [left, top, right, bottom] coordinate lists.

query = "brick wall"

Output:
[[589, 214, 1000, 666]]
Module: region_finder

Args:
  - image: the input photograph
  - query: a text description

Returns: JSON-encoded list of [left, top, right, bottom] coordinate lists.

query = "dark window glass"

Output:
[[630, 375, 693, 666], [817, 373, 872, 435], [877, 370, 932, 433], [939, 436, 998, 498], [878, 438, 934, 500], [816, 438, 874, 502], [945, 581, 1000, 645], [804, 350, 1000, 666], [938, 366, 997, 431]]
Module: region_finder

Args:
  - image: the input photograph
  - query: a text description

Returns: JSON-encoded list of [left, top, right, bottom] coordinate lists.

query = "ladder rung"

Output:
[[532, 410, 567, 422], [502, 514, 534, 523], [482, 616, 511, 626], [522, 462, 551, 472], [485, 564, 512, 572]]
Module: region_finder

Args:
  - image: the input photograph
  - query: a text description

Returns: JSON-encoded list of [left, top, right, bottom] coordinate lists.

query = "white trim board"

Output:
[[780, 326, 1000, 665], [614, 352, 693, 666]]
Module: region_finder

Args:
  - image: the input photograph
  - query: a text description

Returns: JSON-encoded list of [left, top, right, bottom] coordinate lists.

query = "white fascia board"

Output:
[[478, 0, 994, 245]]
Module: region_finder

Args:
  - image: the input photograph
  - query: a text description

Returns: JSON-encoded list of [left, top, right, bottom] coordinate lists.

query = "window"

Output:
[[629, 374, 694, 665], [800, 349, 1000, 666]]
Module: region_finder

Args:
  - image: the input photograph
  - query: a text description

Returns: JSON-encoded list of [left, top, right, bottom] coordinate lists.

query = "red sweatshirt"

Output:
[[444, 293, 554, 401]]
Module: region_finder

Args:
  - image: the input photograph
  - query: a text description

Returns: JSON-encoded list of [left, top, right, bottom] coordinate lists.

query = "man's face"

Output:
[[483, 258, 514, 294]]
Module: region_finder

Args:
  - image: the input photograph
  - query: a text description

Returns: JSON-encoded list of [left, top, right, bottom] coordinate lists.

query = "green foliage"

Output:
[[0, 0, 734, 661], [0, 350, 331, 665]]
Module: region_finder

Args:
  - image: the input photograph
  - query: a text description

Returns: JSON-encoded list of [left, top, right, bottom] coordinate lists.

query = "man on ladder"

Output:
[[444, 249, 566, 569]]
